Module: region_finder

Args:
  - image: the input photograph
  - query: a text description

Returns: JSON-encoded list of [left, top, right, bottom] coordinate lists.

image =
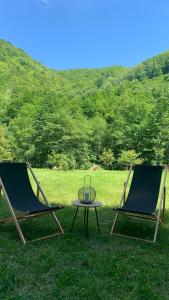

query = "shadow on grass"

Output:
[[1, 202, 169, 299], [0, 200, 169, 245]]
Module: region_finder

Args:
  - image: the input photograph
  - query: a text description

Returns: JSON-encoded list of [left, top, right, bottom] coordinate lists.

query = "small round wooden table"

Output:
[[70, 200, 102, 237]]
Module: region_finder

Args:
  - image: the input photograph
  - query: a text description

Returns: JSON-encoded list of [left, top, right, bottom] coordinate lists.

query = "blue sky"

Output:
[[0, 0, 169, 70]]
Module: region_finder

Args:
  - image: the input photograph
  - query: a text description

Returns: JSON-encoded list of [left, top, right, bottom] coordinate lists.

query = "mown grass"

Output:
[[0, 169, 169, 300]]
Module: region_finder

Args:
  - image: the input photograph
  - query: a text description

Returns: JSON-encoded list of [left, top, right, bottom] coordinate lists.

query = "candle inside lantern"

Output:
[[84, 191, 90, 201]]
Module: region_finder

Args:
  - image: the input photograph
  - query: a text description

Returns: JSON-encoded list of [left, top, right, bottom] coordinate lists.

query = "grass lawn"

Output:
[[0, 169, 169, 300]]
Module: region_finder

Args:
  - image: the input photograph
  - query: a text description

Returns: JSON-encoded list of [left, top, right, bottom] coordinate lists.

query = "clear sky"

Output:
[[0, 0, 169, 70]]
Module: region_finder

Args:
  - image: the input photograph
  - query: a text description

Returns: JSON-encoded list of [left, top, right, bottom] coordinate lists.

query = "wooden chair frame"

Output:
[[0, 162, 64, 244], [110, 165, 167, 243]]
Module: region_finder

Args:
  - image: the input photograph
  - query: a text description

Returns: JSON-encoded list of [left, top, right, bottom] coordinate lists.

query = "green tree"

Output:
[[0, 126, 13, 161], [99, 149, 114, 169], [1, 39, 169, 167], [118, 150, 143, 168], [47, 152, 70, 171]]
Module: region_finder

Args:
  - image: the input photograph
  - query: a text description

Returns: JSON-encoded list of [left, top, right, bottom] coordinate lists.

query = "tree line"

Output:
[[0, 40, 169, 169]]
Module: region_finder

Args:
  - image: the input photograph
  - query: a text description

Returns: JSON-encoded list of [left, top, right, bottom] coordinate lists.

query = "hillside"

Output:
[[0, 39, 169, 168], [126, 50, 169, 81], [58, 65, 128, 89]]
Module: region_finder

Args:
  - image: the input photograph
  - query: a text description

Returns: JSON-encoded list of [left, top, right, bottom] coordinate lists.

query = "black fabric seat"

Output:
[[111, 165, 167, 243], [116, 165, 163, 215], [0, 163, 63, 214], [0, 162, 64, 244]]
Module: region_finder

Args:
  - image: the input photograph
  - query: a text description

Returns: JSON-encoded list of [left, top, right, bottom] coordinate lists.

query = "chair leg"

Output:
[[70, 207, 79, 231], [95, 207, 101, 233], [85, 208, 89, 237], [84, 207, 87, 225], [51, 211, 64, 234], [0, 181, 27, 244], [111, 212, 160, 243], [110, 211, 119, 234], [162, 186, 166, 223], [153, 218, 160, 243], [7, 205, 26, 244], [154, 176, 167, 242], [12, 215, 27, 244], [0, 185, 2, 200]]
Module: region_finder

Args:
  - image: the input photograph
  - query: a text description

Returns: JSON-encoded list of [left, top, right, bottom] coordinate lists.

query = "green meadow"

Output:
[[0, 169, 169, 300]]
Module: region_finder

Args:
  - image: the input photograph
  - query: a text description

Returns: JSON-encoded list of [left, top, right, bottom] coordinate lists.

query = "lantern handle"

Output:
[[84, 175, 91, 189]]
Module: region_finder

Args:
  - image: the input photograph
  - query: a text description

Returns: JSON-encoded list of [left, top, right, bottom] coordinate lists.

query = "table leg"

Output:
[[85, 208, 89, 237], [70, 207, 79, 231], [84, 207, 87, 226], [95, 207, 101, 233]]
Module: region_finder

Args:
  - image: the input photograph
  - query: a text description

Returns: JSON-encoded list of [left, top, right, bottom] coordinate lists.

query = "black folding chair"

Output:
[[111, 165, 167, 242], [0, 162, 64, 244]]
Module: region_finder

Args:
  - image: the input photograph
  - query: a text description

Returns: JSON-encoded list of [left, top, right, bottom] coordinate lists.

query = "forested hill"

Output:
[[0, 39, 169, 168]]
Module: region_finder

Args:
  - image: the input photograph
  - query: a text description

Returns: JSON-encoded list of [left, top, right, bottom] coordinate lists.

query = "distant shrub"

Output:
[[118, 150, 143, 168], [47, 152, 70, 171], [0, 126, 13, 161], [99, 149, 115, 170]]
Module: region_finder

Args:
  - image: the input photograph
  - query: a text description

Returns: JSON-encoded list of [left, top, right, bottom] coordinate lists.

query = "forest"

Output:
[[0, 39, 169, 169]]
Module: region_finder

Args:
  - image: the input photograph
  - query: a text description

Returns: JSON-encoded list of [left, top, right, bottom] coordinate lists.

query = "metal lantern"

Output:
[[78, 175, 96, 204]]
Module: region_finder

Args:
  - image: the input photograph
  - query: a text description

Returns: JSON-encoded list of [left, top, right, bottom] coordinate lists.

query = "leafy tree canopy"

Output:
[[0, 39, 169, 168], [0, 125, 13, 161]]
